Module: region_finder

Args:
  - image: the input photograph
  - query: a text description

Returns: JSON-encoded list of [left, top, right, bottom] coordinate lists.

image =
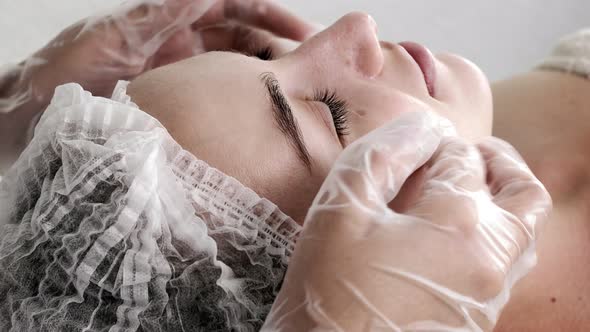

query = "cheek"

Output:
[[262, 113, 342, 224], [235, 146, 329, 225], [260, 168, 328, 225], [192, 129, 322, 224], [187, 113, 330, 225], [345, 88, 433, 141]]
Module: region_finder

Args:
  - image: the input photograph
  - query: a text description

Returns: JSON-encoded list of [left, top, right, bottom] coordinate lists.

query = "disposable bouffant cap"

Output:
[[0, 81, 301, 331]]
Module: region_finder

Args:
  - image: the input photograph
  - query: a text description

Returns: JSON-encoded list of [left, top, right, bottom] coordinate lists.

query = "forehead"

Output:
[[165, 53, 276, 136], [130, 52, 271, 125], [179, 51, 263, 80], [127, 50, 302, 169]]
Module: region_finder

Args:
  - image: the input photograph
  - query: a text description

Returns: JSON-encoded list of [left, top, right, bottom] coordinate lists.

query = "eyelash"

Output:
[[253, 46, 274, 61], [314, 90, 349, 138]]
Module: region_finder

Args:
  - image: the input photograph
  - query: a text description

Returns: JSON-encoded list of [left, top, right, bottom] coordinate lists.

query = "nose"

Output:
[[294, 12, 384, 78]]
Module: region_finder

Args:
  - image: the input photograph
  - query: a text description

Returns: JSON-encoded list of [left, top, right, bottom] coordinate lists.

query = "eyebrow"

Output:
[[259, 72, 312, 170]]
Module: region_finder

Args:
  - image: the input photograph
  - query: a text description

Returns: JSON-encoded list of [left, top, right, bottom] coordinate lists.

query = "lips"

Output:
[[399, 41, 437, 97]]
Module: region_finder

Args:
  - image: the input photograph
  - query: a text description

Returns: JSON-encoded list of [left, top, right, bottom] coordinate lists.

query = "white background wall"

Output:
[[1, 0, 588, 80]]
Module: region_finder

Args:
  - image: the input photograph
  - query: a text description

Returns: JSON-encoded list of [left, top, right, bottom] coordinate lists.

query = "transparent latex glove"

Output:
[[263, 111, 552, 332], [0, 0, 316, 170]]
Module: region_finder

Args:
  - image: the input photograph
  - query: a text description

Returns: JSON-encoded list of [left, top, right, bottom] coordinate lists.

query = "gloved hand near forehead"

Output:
[[263, 111, 552, 331], [0, 0, 316, 170], [1, 0, 315, 110]]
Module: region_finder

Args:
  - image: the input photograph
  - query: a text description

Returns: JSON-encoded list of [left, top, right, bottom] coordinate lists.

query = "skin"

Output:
[[492, 70, 590, 331], [127, 12, 493, 224]]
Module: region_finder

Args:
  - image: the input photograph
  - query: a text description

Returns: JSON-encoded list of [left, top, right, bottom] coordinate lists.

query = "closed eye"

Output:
[[314, 89, 349, 141], [253, 46, 275, 61]]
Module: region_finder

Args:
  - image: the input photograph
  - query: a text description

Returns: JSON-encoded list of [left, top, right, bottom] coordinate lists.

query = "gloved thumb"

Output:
[[308, 111, 454, 222], [112, 0, 216, 56]]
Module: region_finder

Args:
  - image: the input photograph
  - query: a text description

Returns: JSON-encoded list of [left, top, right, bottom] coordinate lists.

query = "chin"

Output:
[[437, 52, 493, 139]]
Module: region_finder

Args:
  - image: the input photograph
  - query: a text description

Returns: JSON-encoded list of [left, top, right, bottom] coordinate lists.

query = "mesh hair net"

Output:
[[0, 81, 302, 331]]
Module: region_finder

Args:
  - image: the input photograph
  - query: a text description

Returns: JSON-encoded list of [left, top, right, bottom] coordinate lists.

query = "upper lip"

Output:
[[398, 41, 437, 97]]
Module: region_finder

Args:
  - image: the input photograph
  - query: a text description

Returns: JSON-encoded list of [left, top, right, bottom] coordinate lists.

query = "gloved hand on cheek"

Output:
[[264, 111, 552, 332]]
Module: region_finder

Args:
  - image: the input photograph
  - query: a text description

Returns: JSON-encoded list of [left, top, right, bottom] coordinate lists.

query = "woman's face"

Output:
[[128, 12, 492, 223]]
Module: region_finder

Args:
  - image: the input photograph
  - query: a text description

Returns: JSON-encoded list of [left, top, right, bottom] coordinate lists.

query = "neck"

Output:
[[491, 70, 590, 201]]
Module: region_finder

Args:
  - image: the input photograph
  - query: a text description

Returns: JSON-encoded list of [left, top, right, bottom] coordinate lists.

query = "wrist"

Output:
[[0, 62, 52, 171], [0, 61, 51, 112], [0, 63, 24, 104]]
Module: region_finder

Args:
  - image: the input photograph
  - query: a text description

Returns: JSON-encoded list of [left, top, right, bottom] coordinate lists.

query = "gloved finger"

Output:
[[478, 137, 552, 244], [194, 22, 299, 58], [306, 111, 452, 229], [423, 136, 485, 193], [407, 136, 486, 229], [192, 0, 318, 41], [147, 27, 198, 67], [110, 0, 217, 56], [195, 23, 273, 54]]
